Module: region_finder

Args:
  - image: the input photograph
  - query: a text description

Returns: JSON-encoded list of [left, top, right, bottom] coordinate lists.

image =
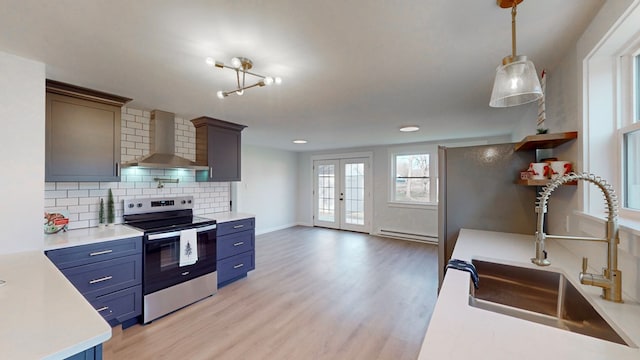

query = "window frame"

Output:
[[388, 146, 438, 207], [617, 47, 640, 219], [583, 3, 640, 225]]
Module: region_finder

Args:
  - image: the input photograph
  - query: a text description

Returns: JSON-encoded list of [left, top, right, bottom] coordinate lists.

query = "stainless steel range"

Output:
[[123, 196, 217, 324]]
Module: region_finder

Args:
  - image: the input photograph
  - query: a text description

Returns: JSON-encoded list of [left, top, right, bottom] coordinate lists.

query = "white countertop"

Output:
[[0, 251, 111, 359], [43, 212, 254, 251], [418, 229, 640, 360], [44, 224, 143, 251], [200, 211, 255, 223]]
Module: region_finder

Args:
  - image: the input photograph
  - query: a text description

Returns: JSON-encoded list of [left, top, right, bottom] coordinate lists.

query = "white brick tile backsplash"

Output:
[[56, 198, 78, 206], [45, 190, 68, 199], [56, 182, 79, 190], [79, 182, 100, 190], [127, 108, 143, 116], [67, 190, 89, 198]]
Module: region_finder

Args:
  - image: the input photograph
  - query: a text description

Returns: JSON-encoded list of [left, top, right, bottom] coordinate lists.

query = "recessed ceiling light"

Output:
[[399, 126, 420, 132], [293, 139, 308, 144]]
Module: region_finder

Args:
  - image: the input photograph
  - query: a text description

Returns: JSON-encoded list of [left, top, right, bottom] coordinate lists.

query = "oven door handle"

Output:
[[147, 224, 217, 241]]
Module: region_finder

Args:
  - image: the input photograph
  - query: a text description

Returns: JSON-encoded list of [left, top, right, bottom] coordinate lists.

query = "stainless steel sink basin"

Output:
[[468, 259, 634, 347]]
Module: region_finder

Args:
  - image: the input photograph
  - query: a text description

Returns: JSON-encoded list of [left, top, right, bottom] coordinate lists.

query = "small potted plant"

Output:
[[107, 189, 115, 225], [98, 198, 105, 227]]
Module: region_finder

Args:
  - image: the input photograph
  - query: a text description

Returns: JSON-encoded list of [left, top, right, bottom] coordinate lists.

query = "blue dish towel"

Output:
[[446, 259, 479, 289]]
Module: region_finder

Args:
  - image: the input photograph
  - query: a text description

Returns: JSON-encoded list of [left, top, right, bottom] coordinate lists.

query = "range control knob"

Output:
[[181, 200, 186, 205], [187, 200, 192, 204], [137, 203, 143, 208], [128, 203, 134, 208]]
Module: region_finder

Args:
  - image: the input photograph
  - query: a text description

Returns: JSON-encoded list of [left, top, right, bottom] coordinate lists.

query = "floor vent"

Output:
[[378, 229, 437, 244]]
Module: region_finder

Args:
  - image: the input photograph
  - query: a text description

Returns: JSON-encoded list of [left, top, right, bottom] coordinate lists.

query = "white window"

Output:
[[584, 2, 640, 223], [390, 149, 437, 205], [621, 54, 640, 211]]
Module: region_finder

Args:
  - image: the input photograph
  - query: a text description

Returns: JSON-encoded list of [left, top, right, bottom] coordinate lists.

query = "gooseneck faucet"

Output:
[[532, 172, 623, 303]]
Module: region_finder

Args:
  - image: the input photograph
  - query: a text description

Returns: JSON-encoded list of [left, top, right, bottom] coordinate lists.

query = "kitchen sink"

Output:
[[468, 259, 634, 347]]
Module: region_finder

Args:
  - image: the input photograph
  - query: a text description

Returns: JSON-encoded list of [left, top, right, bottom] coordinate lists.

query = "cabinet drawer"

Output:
[[218, 251, 255, 284], [218, 230, 255, 259], [217, 218, 255, 236], [89, 286, 142, 325], [62, 254, 142, 297], [46, 236, 142, 269]]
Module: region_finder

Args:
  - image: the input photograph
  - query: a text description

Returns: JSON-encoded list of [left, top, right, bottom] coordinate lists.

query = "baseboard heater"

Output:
[[378, 229, 438, 244]]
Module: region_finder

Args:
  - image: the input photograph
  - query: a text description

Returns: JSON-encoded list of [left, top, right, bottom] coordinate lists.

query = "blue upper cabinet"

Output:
[[191, 117, 247, 182]]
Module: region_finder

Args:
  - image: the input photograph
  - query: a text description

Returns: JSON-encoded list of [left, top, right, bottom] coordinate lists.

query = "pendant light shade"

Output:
[[490, 55, 542, 107], [489, 0, 543, 108]]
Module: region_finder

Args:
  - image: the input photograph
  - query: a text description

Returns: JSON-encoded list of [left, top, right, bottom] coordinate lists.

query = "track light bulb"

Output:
[[275, 77, 282, 85], [216, 91, 225, 99], [206, 57, 215, 66], [263, 76, 274, 86], [230, 57, 242, 68]]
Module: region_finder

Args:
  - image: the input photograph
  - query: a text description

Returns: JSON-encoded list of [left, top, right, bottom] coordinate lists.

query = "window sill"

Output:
[[387, 201, 438, 210]]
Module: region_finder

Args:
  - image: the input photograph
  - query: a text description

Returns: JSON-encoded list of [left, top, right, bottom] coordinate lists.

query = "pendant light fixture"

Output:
[[489, 0, 542, 108], [206, 56, 281, 99]]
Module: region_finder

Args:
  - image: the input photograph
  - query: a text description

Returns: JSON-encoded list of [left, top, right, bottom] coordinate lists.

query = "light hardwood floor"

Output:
[[103, 226, 438, 360]]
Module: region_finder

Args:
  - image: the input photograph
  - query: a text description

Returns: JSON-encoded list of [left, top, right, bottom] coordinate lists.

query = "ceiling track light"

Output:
[[206, 56, 281, 99], [489, 0, 543, 108]]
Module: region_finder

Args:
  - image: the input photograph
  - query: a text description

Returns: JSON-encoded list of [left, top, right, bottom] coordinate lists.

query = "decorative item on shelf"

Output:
[[536, 69, 549, 134], [98, 198, 105, 227], [528, 162, 549, 180], [206, 56, 282, 99], [549, 161, 572, 179], [489, 0, 543, 108], [44, 211, 69, 234], [107, 189, 115, 225], [519, 169, 531, 180]]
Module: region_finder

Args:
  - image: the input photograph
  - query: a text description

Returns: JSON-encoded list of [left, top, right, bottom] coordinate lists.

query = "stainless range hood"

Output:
[[121, 110, 208, 170]]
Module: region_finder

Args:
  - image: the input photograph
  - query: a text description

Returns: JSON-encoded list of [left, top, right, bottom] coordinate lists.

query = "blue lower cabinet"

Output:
[[65, 344, 102, 360], [218, 251, 255, 286], [89, 286, 142, 327], [46, 236, 143, 328], [217, 218, 256, 287]]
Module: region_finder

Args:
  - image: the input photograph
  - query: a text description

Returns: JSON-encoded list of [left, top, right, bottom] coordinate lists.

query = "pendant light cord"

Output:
[[511, 2, 517, 58]]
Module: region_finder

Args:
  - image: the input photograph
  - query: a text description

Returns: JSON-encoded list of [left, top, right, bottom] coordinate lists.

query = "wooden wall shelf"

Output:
[[514, 131, 578, 151], [515, 179, 578, 186]]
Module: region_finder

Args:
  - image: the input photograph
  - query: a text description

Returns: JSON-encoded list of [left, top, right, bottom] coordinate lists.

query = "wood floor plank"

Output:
[[103, 226, 438, 359]]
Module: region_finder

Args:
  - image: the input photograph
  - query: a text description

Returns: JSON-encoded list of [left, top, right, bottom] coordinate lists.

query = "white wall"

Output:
[[296, 135, 511, 239], [542, 0, 640, 301], [236, 144, 298, 235], [0, 51, 45, 254]]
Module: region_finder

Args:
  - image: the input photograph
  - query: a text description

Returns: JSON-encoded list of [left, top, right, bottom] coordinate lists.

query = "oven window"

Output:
[[159, 242, 179, 270]]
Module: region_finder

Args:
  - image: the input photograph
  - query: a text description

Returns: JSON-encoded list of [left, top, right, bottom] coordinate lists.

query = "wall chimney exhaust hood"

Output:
[[121, 110, 208, 170]]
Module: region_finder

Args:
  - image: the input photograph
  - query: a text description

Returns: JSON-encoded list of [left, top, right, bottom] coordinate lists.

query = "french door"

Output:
[[313, 157, 370, 233]]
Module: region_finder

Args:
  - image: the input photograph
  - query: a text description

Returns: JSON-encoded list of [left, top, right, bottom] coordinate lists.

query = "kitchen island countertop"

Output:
[[418, 229, 640, 359], [0, 251, 111, 359]]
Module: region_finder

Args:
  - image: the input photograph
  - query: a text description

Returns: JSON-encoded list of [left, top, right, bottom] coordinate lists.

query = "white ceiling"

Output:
[[0, 0, 604, 151]]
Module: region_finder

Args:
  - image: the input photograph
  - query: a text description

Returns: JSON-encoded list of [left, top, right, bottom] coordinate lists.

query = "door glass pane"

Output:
[[624, 129, 640, 210], [317, 164, 335, 221], [344, 162, 364, 225]]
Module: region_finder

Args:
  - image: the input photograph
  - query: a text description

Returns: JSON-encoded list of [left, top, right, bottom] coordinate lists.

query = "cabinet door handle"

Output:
[[233, 224, 244, 229], [233, 263, 244, 269], [89, 249, 113, 257], [89, 275, 113, 284], [96, 306, 110, 313], [115, 162, 120, 176], [209, 166, 213, 179], [233, 241, 244, 246]]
